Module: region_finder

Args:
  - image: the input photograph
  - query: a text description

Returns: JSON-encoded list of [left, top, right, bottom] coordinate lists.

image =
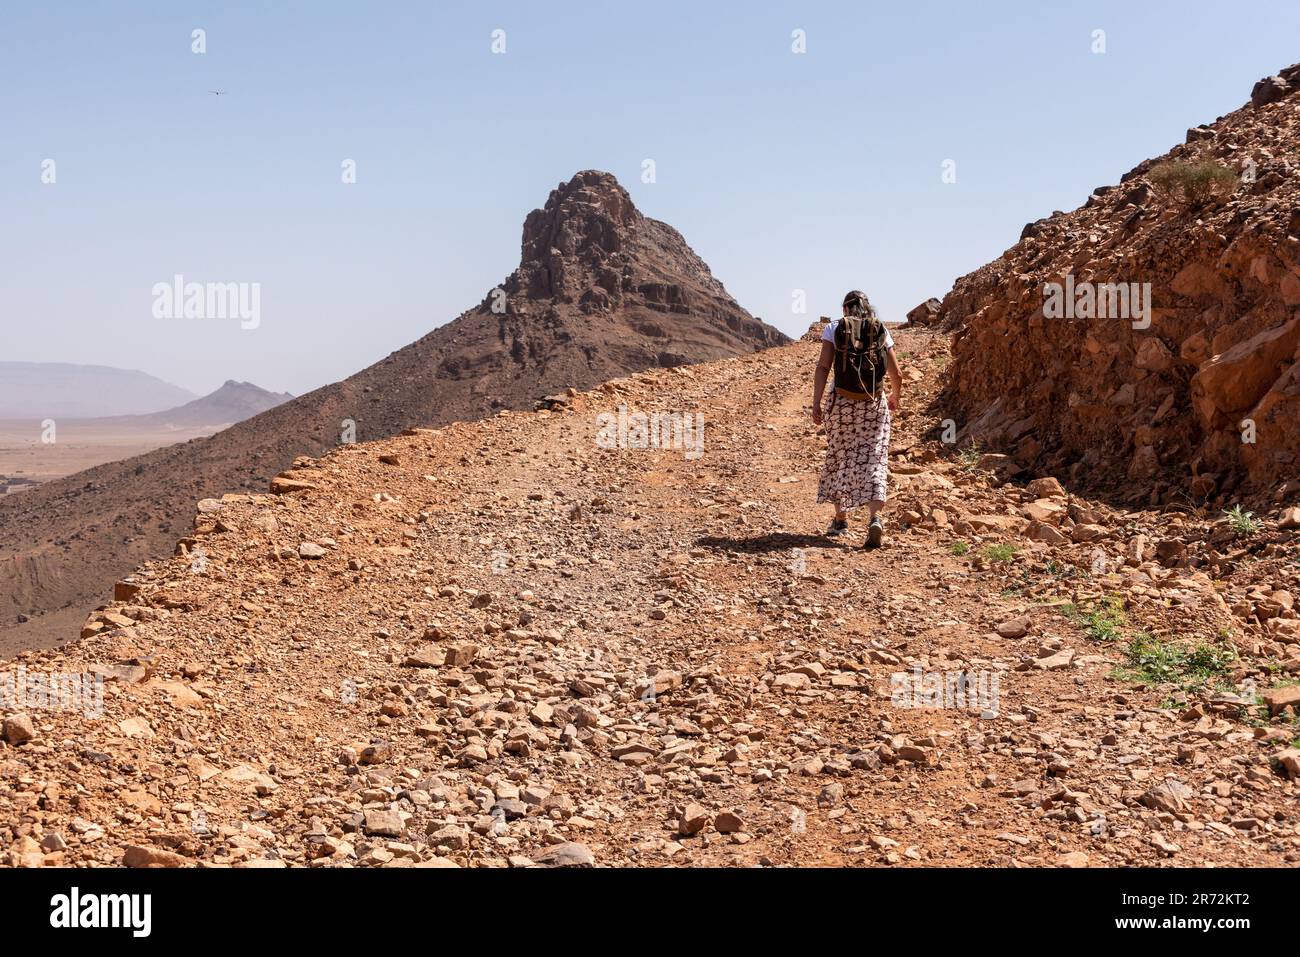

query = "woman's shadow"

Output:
[[695, 531, 848, 554]]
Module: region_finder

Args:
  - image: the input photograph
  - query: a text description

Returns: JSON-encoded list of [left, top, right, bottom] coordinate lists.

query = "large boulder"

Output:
[[906, 297, 942, 326], [1191, 317, 1300, 422], [1252, 75, 1292, 108]]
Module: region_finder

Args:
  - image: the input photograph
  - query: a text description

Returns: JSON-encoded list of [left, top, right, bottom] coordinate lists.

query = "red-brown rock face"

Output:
[[938, 64, 1300, 505]]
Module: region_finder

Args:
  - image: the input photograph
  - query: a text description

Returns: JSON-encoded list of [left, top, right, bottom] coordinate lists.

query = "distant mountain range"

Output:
[[0, 364, 290, 430], [0, 362, 197, 418]]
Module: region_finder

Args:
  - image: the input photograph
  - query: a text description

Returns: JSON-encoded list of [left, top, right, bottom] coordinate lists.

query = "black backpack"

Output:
[[832, 316, 886, 399]]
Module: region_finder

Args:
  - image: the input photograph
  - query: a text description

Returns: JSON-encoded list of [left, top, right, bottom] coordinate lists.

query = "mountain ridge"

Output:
[[86, 381, 295, 431], [0, 170, 787, 653]]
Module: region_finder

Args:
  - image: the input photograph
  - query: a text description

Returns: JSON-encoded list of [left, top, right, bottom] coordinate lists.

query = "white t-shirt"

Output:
[[822, 319, 895, 350]]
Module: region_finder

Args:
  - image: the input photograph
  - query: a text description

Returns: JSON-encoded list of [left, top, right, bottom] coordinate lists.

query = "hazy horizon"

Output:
[[6, 1, 1300, 395]]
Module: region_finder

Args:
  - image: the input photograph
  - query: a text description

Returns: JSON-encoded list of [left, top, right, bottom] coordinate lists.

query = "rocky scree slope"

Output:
[[937, 63, 1300, 508]]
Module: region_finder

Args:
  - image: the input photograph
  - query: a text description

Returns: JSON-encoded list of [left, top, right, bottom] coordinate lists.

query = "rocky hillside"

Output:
[[0, 171, 786, 653], [119, 381, 294, 430], [3, 326, 1299, 869], [939, 63, 1300, 507], [83, 381, 294, 431]]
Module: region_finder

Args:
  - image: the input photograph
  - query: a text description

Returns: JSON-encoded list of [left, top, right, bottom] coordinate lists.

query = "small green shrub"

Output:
[[982, 543, 1017, 563], [1065, 595, 1127, 643], [1148, 160, 1238, 206], [1113, 633, 1235, 689], [958, 443, 982, 471], [1222, 504, 1261, 538]]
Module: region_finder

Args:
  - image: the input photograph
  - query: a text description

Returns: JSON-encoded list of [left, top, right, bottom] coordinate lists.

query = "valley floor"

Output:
[[0, 419, 227, 492]]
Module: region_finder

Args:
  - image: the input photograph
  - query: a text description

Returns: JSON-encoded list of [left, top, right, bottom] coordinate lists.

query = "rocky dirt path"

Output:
[[3, 328, 1298, 868]]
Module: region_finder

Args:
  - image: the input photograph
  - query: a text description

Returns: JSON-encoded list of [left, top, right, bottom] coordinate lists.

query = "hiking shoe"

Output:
[[826, 518, 848, 538], [866, 517, 884, 549]]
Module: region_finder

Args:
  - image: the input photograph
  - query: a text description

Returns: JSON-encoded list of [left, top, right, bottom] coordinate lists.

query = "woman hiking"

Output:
[[812, 290, 903, 549]]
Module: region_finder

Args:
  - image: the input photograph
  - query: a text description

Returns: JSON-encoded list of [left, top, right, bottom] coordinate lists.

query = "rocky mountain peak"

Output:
[[515, 172, 640, 302], [521, 170, 641, 262], [505, 170, 757, 330]]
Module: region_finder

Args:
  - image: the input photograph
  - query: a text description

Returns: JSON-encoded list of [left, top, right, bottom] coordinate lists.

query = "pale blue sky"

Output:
[[4, 1, 1298, 395]]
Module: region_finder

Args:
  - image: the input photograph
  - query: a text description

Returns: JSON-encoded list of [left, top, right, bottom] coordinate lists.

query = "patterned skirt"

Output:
[[816, 391, 891, 508]]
